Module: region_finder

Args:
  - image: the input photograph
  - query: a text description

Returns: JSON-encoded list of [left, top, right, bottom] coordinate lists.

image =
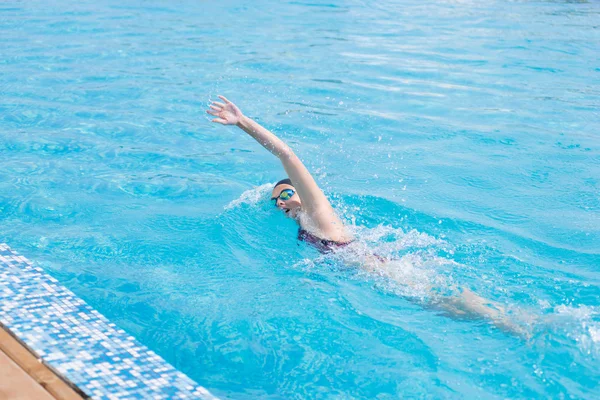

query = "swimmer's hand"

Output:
[[206, 95, 243, 125]]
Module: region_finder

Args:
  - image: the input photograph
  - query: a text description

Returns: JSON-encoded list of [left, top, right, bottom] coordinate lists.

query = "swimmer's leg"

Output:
[[433, 288, 530, 338], [358, 255, 533, 337]]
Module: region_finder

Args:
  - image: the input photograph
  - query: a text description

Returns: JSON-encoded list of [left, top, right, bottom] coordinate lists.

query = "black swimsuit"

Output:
[[298, 229, 353, 253], [299, 229, 387, 263]]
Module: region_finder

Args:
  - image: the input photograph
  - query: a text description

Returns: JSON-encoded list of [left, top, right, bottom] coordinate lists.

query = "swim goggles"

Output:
[[271, 189, 295, 204]]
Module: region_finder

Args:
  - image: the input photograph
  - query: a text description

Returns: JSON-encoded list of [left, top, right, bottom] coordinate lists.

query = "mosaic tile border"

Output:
[[0, 243, 216, 400]]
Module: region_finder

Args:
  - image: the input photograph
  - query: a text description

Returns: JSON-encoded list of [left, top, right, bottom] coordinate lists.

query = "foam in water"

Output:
[[288, 219, 456, 302], [550, 305, 600, 356], [224, 183, 274, 210]]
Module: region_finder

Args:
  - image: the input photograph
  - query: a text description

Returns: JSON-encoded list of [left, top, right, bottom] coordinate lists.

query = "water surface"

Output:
[[1, 0, 599, 398]]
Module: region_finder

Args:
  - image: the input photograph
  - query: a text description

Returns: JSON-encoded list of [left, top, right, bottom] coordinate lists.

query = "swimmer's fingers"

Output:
[[206, 95, 241, 125]]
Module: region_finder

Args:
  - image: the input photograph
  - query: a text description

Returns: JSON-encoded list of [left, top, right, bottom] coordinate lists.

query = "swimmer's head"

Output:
[[271, 178, 302, 217]]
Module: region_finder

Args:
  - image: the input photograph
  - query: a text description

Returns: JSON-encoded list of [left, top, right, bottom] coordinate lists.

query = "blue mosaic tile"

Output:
[[0, 243, 217, 400]]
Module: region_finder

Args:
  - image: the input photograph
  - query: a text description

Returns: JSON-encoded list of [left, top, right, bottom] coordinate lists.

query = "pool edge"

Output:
[[0, 243, 217, 399]]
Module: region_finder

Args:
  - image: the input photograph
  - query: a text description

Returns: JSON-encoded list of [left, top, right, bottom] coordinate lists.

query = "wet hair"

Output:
[[274, 178, 293, 188]]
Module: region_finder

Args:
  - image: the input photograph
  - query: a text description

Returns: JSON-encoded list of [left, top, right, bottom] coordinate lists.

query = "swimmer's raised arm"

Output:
[[207, 96, 350, 241]]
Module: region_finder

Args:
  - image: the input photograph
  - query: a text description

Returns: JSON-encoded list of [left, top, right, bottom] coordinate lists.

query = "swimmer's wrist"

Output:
[[236, 115, 251, 129]]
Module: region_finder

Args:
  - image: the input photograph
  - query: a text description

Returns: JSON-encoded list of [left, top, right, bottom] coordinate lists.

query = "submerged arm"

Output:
[[207, 96, 350, 240]]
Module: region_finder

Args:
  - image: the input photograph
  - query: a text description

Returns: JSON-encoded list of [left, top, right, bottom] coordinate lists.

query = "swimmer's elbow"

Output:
[[278, 146, 297, 162]]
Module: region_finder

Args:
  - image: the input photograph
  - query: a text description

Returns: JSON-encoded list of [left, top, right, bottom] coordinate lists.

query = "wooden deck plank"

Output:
[[0, 350, 55, 400], [0, 326, 87, 400]]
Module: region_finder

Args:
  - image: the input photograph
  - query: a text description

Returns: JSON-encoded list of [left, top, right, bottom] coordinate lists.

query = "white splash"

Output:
[[224, 183, 274, 210], [352, 250, 455, 301], [294, 222, 455, 302], [551, 304, 600, 355], [348, 224, 446, 251]]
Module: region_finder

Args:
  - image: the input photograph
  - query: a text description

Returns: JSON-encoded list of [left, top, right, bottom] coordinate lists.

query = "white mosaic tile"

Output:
[[0, 243, 217, 400]]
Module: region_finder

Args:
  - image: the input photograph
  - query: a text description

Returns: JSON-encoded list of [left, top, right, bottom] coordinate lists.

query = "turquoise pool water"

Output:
[[1, 0, 599, 398]]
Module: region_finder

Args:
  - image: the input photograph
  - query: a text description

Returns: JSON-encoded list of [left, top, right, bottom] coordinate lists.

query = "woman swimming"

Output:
[[207, 96, 527, 336], [208, 95, 353, 247]]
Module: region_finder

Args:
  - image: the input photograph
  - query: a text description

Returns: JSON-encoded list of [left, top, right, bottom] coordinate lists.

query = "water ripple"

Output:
[[1, 0, 599, 398]]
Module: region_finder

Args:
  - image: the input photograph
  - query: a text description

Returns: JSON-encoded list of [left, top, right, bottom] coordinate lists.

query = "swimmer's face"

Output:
[[271, 184, 302, 217]]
